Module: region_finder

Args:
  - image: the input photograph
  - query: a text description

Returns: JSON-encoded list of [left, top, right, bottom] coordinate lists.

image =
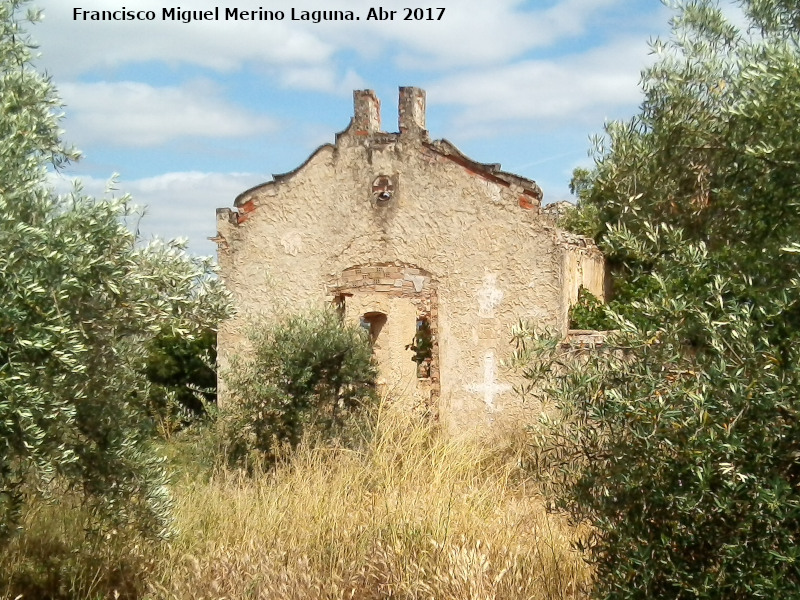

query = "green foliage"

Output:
[[408, 319, 433, 364], [407, 318, 433, 377], [518, 1, 800, 598], [518, 236, 800, 598], [222, 309, 378, 467], [558, 167, 605, 240], [144, 327, 217, 436], [568, 286, 613, 330], [0, 0, 230, 541], [581, 3, 800, 293]]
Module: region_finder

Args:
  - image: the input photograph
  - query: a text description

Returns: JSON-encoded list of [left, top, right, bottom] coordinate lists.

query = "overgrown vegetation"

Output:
[[567, 286, 613, 331], [407, 318, 434, 377], [144, 327, 218, 438], [9, 0, 800, 597], [0, 406, 589, 600], [0, 0, 228, 544], [221, 309, 378, 467], [0, 494, 157, 599], [525, 1, 800, 598], [157, 407, 590, 599]]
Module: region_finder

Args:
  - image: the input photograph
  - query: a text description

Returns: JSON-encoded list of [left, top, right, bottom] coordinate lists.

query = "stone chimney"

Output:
[[398, 86, 426, 135], [352, 89, 381, 134]]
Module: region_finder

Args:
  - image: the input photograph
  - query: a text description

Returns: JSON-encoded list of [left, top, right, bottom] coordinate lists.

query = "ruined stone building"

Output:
[[215, 87, 605, 430]]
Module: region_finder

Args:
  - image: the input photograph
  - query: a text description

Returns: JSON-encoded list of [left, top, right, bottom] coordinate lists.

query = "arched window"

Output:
[[360, 312, 387, 345]]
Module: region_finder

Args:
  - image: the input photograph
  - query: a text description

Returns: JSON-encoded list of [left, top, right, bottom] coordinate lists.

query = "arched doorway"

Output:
[[327, 262, 439, 414]]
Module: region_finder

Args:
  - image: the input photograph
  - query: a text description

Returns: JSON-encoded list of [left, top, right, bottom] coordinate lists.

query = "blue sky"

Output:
[[31, 0, 675, 256]]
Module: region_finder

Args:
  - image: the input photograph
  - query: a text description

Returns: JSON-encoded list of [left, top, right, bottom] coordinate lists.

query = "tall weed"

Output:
[[152, 404, 589, 599]]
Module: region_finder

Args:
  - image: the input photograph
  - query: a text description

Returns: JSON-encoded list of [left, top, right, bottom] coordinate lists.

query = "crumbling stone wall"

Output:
[[326, 262, 439, 414], [561, 232, 608, 324], [215, 87, 606, 432]]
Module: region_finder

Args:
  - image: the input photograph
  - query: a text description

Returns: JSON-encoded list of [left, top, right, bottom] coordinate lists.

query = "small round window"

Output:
[[372, 176, 394, 205]]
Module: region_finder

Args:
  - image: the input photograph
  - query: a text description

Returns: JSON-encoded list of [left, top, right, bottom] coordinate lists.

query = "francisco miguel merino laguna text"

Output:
[[73, 6, 447, 23]]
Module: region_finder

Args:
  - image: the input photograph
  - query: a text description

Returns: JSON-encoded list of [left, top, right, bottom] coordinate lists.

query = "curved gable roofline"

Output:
[[428, 138, 543, 200], [233, 115, 364, 208], [233, 141, 337, 208], [233, 134, 544, 210], [231, 87, 543, 211]]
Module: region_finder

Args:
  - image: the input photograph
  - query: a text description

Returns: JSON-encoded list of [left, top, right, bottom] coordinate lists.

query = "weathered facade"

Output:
[[215, 87, 605, 431]]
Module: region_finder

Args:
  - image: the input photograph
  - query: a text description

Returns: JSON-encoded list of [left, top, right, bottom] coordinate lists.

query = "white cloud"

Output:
[[36, 0, 334, 76], [385, 0, 626, 70], [58, 80, 277, 147], [50, 171, 268, 256], [34, 0, 631, 77], [279, 67, 365, 95], [428, 36, 652, 137]]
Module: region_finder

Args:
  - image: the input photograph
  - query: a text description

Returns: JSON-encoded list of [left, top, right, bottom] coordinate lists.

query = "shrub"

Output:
[[516, 0, 800, 600], [568, 286, 613, 330], [517, 236, 800, 599], [222, 309, 378, 467], [144, 327, 218, 438], [515, 0, 800, 595]]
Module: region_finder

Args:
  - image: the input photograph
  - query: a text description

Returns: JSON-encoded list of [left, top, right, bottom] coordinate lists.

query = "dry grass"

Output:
[[150, 404, 590, 600], [0, 496, 156, 600], [0, 404, 590, 599]]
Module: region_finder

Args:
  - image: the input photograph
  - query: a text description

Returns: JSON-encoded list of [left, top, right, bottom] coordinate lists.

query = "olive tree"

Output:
[[522, 1, 800, 598], [0, 0, 229, 540]]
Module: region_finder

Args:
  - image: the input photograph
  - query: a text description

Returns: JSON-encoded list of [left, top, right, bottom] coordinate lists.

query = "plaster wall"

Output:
[[216, 88, 602, 432], [344, 294, 421, 406]]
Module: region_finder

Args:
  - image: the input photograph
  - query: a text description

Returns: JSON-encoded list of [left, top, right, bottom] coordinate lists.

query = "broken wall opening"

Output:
[[409, 316, 433, 379], [326, 262, 439, 415]]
